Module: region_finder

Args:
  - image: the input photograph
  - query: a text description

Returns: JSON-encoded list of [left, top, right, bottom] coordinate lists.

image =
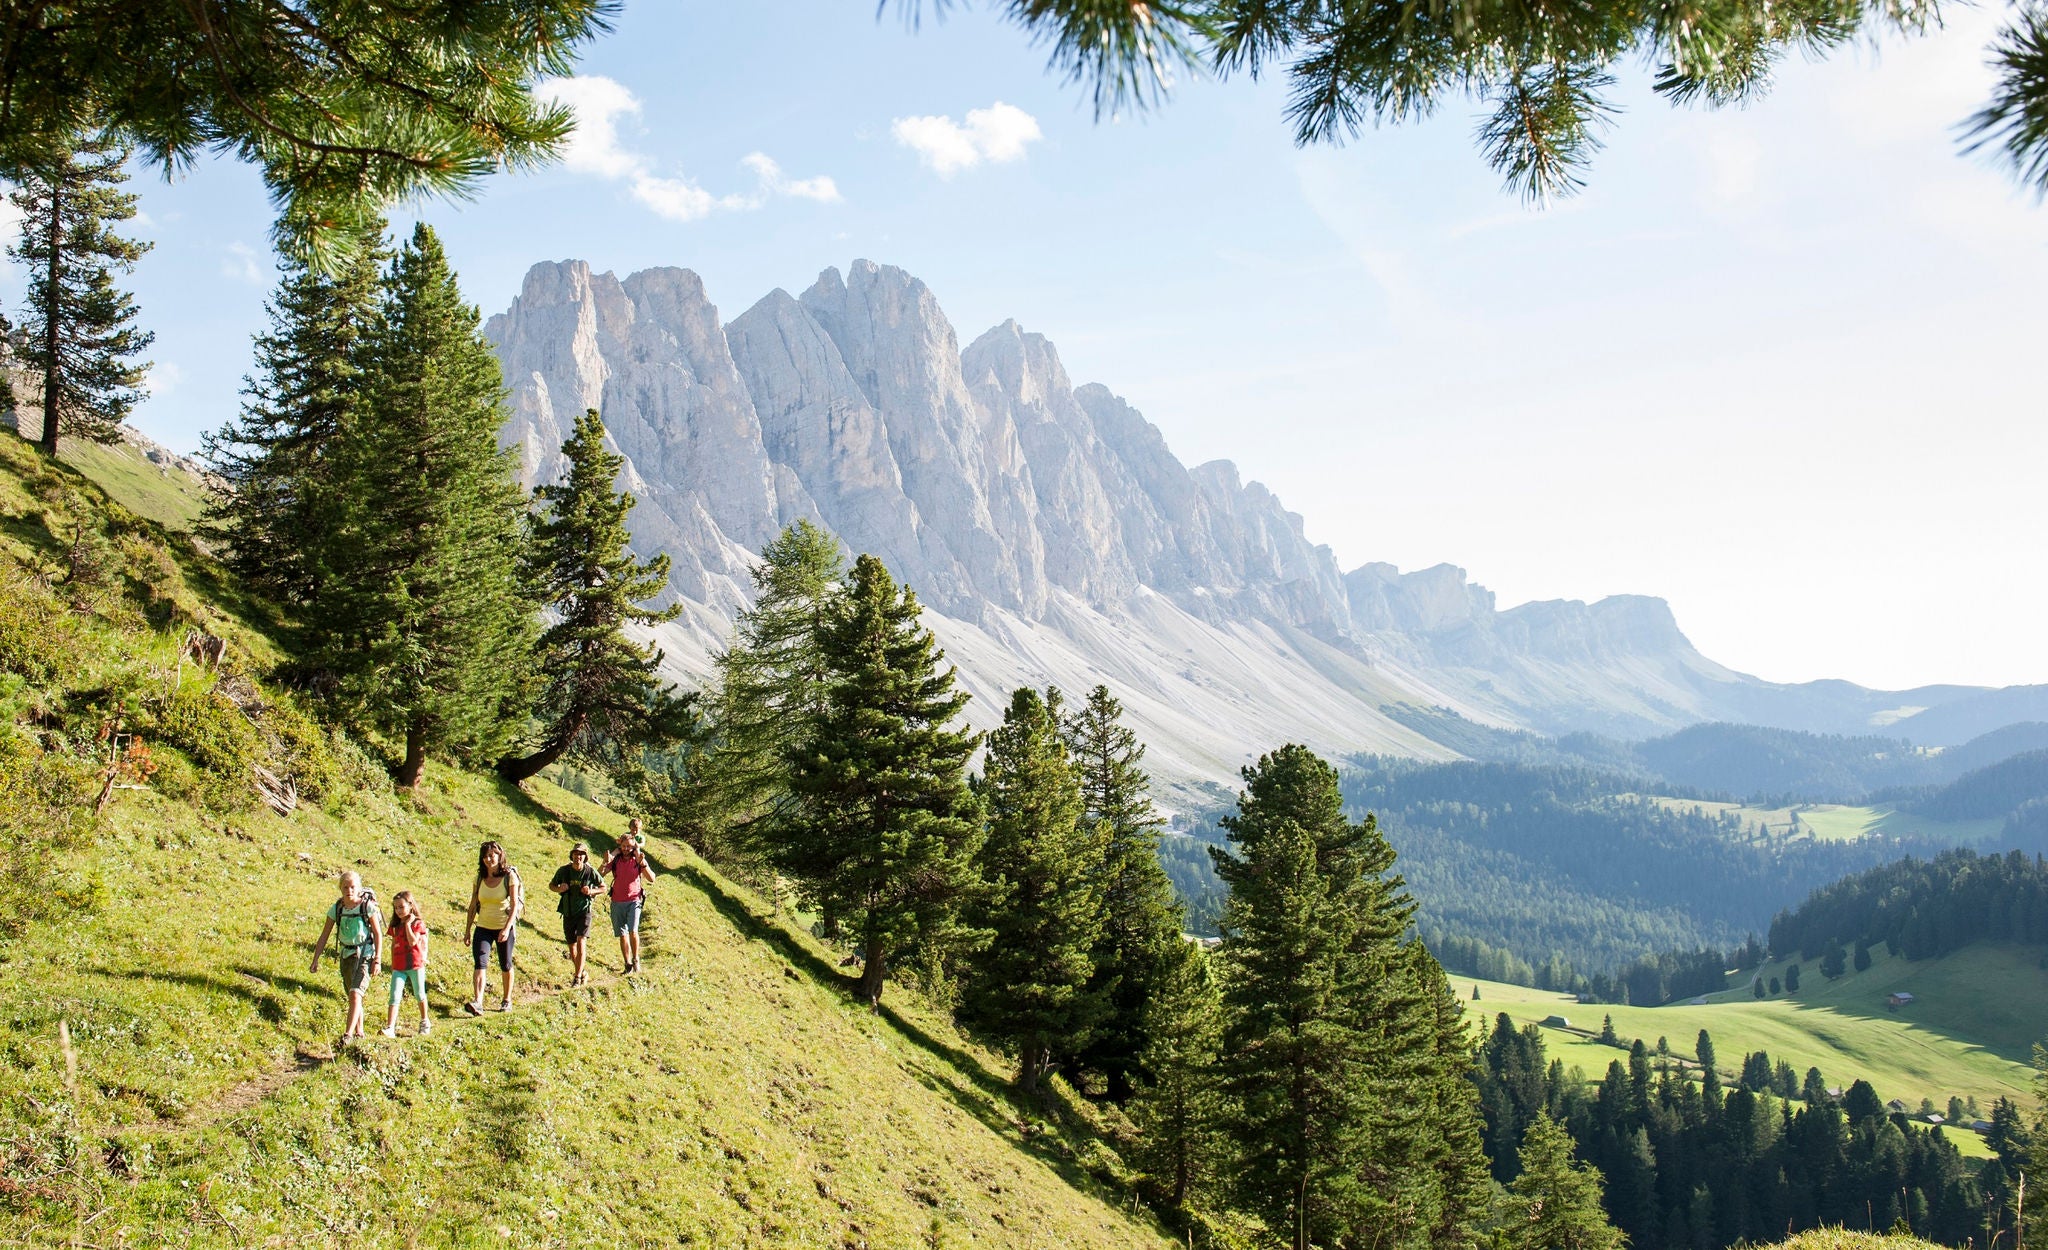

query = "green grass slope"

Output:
[[1459, 938, 2043, 1113], [0, 433, 1172, 1248]]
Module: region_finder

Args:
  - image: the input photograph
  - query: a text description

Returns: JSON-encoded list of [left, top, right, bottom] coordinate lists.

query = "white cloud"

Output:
[[143, 362, 183, 398], [891, 102, 1042, 176], [535, 75, 840, 222], [222, 241, 268, 286], [742, 153, 841, 203]]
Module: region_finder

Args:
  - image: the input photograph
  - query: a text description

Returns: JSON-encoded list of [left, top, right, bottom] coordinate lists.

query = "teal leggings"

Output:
[[388, 967, 427, 1007]]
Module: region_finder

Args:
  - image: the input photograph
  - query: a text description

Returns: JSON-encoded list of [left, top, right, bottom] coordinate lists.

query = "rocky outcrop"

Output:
[[490, 256, 1984, 786]]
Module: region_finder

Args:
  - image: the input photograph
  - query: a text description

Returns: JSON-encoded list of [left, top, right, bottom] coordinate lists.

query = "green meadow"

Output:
[[1459, 940, 2043, 1132]]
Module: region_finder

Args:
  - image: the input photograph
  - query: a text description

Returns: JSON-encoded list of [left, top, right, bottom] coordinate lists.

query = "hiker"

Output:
[[601, 819, 652, 974], [309, 870, 381, 1047], [380, 890, 431, 1037], [463, 841, 522, 1015], [549, 843, 603, 987]]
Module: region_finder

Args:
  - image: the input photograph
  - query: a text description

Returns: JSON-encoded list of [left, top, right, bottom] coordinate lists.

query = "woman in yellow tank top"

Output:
[[463, 841, 522, 1016]]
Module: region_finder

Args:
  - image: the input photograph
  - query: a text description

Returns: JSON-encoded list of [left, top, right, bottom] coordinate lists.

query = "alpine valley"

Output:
[[487, 258, 2048, 798]]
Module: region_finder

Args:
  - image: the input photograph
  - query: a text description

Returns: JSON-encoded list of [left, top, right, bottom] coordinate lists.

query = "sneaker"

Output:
[[463, 1001, 483, 1017], [336, 1035, 350, 1051], [420, 1021, 433, 1036], [496, 998, 511, 1012], [380, 1026, 397, 1038]]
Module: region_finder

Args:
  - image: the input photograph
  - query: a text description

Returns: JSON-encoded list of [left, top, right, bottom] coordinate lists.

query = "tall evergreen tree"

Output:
[[1503, 1113, 1627, 1250], [1211, 744, 1440, 1250], [202, 231, 382, 602], [7, 131, 152, 455], [497, 407, 685, 783], [1412, 944, 1496, 1250], [1064, 683, 1184, 1100], [1128, 938, 1227, 1213], [678, 520, 845, 863], [962, 686, 1105, 1092], [782, 554, 981, 1006], [315, 223, 534, 787]]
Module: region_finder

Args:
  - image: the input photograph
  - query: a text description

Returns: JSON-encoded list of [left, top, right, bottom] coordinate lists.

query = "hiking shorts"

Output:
[[471, 925, 515, 972], [388, 967, 427, 1006], [562, 911, 591, 944], [339, 952, 374, 995], [610, 898, 642, 937]]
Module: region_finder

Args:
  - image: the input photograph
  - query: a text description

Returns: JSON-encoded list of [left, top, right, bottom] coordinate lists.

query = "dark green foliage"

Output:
[[961, 686, 1103, 1091], [1768, 848, 2048, 962], [1908, 748, 2048, 821], [659, 521, 843, 864], [1599, 1015, 1619, 1045], [1739, 1051, 1772, 1093], [0, 2, 614, 266], [1128, 939, 1226, 1212], [203, 235, 382, 602], [1063, 683, 1183, 1101], [7, 130, 152, 455], [1411, 945, 1492, 1250], [1341, 757, 1910, 976], [1852, 941, 1872, 972], [1479, 1013, 1988, 1249], [1784, 962, 1801, 993], [781, 554, 982, 1006], [1211, 744, 1466, 1250], [1842, 1079, 1883, 1123], [1752, 978, 1765, 999], [311, 224, 534, 787], [497, 408, 684, 783], [1501, 1113, 1625, 1250], [960, 0, 2048, 202]]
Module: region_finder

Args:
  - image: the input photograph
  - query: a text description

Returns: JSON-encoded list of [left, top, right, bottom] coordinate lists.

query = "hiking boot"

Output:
[[462, 1001, 483, 1017]]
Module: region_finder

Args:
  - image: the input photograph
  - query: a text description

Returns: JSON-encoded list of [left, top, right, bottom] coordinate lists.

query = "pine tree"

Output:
[[1503, 1113, 1626, 1250], [962, 686, 1104, 1092], [7, 131, 152, 456], [1411, 943, 1495, 1250], [1128, 938, 1227, 1212], [497, 407, 685, 783], [1211, 743, 1438, 1250], [202, 231, 382, 602], [1063, 683, 1184, 1100], [314, 223, 534, 788], [783, 554, 981, 1006], [680, 520, 844, 863]]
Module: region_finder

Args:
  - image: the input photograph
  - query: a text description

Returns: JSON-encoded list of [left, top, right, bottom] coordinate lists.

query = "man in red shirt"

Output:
[[602, 819, 653, 974]]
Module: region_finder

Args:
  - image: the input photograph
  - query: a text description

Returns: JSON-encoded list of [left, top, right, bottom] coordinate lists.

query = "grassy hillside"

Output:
[[1459, 939, 2043, 1113], [0, 433, 1173, 1247], [1642, 797, 2003, 846]]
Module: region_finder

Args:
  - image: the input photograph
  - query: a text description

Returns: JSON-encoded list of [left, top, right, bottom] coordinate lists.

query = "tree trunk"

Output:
[[495, 709, 587, 783], [396, 720, 427, 789], [858, 941, 887, 1008], [1019, 1042, 1044, 1094], [39, 180, 60, 457]]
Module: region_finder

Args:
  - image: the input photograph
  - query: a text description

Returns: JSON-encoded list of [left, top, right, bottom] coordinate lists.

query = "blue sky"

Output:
[[5, 1, 2043, 692]]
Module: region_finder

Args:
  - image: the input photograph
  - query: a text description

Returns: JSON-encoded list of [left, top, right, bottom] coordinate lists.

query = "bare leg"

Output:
[[471, 966, 486, 1009], [345, 988, 365, 1038], [629, 929, 642, 968], [571, 937, 586, 982], [618, 932, 631, 971], [500, 959, 515, 1006]]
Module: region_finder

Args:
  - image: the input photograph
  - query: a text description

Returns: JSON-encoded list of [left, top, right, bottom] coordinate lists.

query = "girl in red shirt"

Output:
[[380, 891, 431, 1037]]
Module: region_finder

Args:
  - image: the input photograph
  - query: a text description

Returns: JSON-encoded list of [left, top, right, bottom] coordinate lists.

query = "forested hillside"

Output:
[[1338, 758, 1924, 975], [1767, 849, 2048, 962]]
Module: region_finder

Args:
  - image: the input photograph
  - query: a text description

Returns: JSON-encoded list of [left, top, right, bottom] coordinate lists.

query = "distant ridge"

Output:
[[484, 259, 2040, 793]]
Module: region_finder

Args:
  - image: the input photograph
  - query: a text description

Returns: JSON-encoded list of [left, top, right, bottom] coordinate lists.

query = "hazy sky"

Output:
[[6, 2, 2043, 692]]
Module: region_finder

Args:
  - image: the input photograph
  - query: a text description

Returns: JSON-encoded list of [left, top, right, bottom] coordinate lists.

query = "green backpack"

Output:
[[333, 891, 380, 958]]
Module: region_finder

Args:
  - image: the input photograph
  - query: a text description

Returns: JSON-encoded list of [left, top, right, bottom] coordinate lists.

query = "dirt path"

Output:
[[111, 963, 644, 1142]]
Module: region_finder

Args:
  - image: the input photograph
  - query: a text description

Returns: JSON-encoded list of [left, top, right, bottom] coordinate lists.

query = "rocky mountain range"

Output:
[[487, 258, 2039, 798]]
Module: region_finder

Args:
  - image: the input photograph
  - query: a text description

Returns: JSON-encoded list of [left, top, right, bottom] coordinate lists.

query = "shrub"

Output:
[[0, 732, 100, 937], [154, 684, 262, 812]]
